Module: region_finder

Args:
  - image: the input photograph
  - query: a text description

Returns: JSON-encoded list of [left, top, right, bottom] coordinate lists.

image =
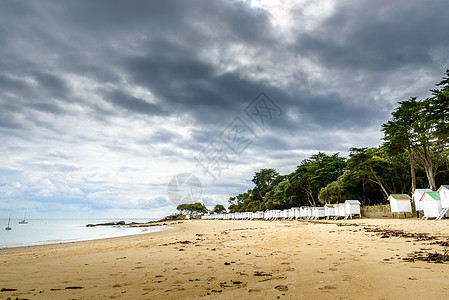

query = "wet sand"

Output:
[[1, 218, 449, 299]]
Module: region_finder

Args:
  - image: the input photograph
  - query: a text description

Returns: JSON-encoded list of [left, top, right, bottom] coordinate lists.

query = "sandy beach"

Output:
[[1, 218, 449, 299]]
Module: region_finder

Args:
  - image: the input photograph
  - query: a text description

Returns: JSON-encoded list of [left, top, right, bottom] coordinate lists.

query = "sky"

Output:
[[1, 0, 449, 219]]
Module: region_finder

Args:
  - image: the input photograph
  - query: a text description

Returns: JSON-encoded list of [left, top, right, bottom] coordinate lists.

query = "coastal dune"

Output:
[[1, 219, 449, 299]]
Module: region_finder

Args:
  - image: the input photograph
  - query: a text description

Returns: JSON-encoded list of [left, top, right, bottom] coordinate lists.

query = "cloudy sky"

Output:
[[1, 0, 449, 219]]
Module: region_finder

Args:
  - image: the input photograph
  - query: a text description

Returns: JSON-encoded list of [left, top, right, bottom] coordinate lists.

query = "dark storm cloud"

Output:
[[32, 72, 71, 99], [106, 90, 167, 116], [295, 0, 449, 72], [0, 0, 400, 136], [0, 0, 278, 130]]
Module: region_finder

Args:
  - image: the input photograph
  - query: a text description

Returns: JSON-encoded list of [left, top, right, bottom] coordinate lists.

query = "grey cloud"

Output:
[[106, 90, 167, 116], [32, 72, 70, 99], [295, 0, 449, 72]]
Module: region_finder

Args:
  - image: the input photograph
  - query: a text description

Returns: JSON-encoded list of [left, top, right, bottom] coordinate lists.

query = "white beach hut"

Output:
[[419, 192, 442, 220], [299, 207, 308, 219], [291, 207, 300, 219], [345, 200, 361, 219], [312, 207, 325, 220], [436, 185, 449, 220], [264, 210, 271, 220], [337, 203, 346, 219], [265, 210, 272, 220], [324, 204, 337, 219], [388, 194, 412, 218], [282, 209, 291, 219], [252, 211, 262, 219], [275, 210, 283, 220], [439, 185, 449, 205], [306, 207, 313, 219], [269, 210, 279, 220], [412, 189, 432, 217]]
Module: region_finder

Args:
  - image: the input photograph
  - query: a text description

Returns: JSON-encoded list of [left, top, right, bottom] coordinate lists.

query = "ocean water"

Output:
[[0, 218, 164, 248]]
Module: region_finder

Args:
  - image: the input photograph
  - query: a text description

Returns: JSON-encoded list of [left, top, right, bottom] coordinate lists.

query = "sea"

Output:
[[0, 218, 164, 248]]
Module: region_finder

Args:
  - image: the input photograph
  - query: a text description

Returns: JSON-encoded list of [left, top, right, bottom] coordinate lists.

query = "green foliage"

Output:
[[318, 179, 346, 204], [343, 147, 390, 198], [212, 204, 226, 214], [382, 71, 449, 190], [286, 153, 346, 206], [176, 202, 208, 216], [228, 153, 346, 212]]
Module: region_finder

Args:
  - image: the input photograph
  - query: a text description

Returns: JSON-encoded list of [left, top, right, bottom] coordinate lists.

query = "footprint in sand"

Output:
[[275, 285, 288, 291], [319, 284, 337, 291]]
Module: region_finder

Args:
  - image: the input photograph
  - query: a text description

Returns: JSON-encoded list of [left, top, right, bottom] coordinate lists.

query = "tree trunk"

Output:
[[427, 168, 437, 191], [369, 166, 389, 198], [408, 147, 416, 193], [414, 145, 438, 191], [304, 188, 316, 207]]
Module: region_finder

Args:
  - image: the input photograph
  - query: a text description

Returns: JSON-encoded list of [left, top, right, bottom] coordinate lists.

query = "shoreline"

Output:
[[0, 219, 175, 250], [0, 220, 183, 255], [1, 219, 449, 299]]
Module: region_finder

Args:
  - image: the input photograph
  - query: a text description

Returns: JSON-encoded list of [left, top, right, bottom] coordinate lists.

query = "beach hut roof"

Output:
[[389, 194, 411, 200], [438, 185, 449, 191], [345, 200, 361, 204], [422, 191, 441, 201], [414, 188, 432, 194]]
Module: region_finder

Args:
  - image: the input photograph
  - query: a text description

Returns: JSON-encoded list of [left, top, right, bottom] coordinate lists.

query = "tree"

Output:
[[286, 153, 346, 206], [343, 147, 390, 198], [382, 97, 421, 192], [251, 168, 279, 199], [212, 204, 226, 214], [176, 203, 191, 215], [264, 180, 289, 209], [176, 202, 208, 216], [318, 179, 346, 204], [382, 70, 449, 191], [228, 190, 253, 213]]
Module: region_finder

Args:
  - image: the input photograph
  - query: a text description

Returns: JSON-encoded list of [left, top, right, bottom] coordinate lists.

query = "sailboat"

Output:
[[19, 212, 28, 224], [5, 213, 12, 230]]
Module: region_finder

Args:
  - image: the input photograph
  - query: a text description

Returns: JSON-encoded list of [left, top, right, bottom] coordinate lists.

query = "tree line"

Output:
[[177, 203, 226, 216], [228, 70, 449, 213]]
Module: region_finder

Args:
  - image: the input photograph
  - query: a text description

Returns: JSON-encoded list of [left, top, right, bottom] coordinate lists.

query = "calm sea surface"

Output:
[[0, 218, 163, 248]]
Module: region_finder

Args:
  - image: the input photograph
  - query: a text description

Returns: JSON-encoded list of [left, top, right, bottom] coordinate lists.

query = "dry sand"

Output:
[[1, 218, 449, 299]]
